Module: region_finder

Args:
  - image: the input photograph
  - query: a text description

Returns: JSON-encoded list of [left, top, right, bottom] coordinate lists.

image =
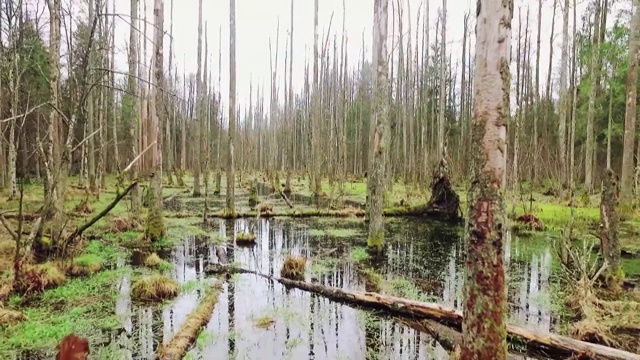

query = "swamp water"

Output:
[[107, 216, 558, 360]]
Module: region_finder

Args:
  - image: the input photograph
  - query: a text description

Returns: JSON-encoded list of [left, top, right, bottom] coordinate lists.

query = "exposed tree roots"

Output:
[[425, 159, 461, 221], [203, 264, 640, 360]]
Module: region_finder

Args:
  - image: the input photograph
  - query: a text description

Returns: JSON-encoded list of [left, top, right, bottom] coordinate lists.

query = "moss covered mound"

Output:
[[131, 274, 179, 302]]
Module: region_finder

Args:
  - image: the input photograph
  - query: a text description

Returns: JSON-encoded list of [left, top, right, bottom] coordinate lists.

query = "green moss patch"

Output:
[[0, 268, 127, 354]]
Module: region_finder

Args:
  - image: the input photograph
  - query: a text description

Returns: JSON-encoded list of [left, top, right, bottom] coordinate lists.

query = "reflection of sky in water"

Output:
[[112, 217, 556, 360]]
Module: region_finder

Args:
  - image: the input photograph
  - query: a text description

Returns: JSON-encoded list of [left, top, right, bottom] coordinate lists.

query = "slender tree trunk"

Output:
[[226, 0, 237, 216], [585, 0, 601, 191], [367, 0, 390, 254], [146, 0, 166, 242], [111, 0, 119, 172], [621, 0, 640, 198], [87, 0, 97, 193], [43, 0, 63, 220], [437, 0, 447, 159], [192, 0, 203, 196], [166, 0, 174, 185], [558, 0, 570, 186], [534, 0, 542, 184], [545, 0, 557, 101], [128, 0, 141, 219], [312, 0, 322, 197], [461, 0, 513, 358]]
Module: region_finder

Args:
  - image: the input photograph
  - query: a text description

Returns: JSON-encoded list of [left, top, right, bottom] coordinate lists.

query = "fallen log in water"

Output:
[[203, 264, 640, 360], [157, 280, 223, 360]]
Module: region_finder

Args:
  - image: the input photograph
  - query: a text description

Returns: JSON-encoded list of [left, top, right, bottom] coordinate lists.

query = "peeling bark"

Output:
[[600, 168, 620, 281], [366, 0, 390, 254], [461, 0, 513, 359]]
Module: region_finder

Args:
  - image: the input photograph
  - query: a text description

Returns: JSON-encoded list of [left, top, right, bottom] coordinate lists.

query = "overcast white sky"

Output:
[[35, 0, 631, 114]]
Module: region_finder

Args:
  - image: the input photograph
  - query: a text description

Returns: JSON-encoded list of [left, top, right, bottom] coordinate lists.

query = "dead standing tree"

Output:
[[366, 0, 390, 255], [461, 0, 513, 359]]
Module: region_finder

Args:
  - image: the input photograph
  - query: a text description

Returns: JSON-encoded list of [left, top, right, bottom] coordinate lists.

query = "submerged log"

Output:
[[157, 280, 223, 360], [203, 265, 640, 360]]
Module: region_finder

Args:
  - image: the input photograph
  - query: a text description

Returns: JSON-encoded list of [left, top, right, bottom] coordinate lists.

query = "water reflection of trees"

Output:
[[112, 218, 557, 359]]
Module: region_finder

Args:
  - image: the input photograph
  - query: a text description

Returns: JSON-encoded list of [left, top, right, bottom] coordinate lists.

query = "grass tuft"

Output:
[[68, 254, 102, 277], [131, 274, 179, 302], [30, 263, 67, 289], [0, 308, 26, 326], [280, 255, 306, 281], [144, 253, 172, 271], [236, 232, 257, 245]]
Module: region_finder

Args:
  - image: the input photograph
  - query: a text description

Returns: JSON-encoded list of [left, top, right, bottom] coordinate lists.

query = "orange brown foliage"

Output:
[[55, 333, 89, 360]]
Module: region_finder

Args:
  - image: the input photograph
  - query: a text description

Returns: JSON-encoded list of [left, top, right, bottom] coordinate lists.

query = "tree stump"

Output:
[[600, 168, 621, 285], [425, 159, 461, 221]]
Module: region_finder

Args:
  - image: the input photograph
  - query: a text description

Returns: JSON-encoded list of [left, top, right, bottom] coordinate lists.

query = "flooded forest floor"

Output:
[[0, 173, 639, 359]]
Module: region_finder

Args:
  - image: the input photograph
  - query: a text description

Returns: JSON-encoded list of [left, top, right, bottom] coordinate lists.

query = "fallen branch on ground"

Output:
[[203, 264, 640, 360], [0, 213, 38, 221], [162, 188, 190, 204], [157, 280, 223, 360], [279, 189, 294, 208], [67, 181, 138, 241]]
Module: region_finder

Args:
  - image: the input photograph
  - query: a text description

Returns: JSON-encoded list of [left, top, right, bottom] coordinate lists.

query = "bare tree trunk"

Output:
[[585, 0, 601, 191], [111, 0, 119, 172], [461, 0, 513, 358], [43, 0, 63, 220], [545, 0, 557, 100], [534, 0, 542, 184], [311, 0, 322, 197], [192, 0, 203, 196], [437, 0, 447, 159], [165, 0, 174, 185], [367, 0, 389, 254], [621, 0, 640, 198], [145, 0, 166, 242], [87, 0, 97, 193], [558, 0, 570, 186], [226, 0, 237, 216], [600, 169, 621, 284], [128, 0, 141, 220], [97, 0, 107, 191]]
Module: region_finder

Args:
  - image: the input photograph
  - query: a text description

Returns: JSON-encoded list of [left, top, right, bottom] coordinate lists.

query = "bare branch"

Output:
[[0, 102, 48, 123], [122, 141, 156, 174], [71, 126, 102, 152]]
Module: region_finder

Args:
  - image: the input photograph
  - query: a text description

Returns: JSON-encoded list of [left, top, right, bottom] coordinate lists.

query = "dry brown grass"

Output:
[[0, 240, 16, 272], [144, 253, 163, 267], [236, 232, 257, 245], [30, 262, 67, 288], [280, 255, 306, 281], [564, 270, 640, 353], [73, 200, 93, 214], [108, 217, 141, 233], [0, 274, 14, 301], [254, 316, 275, 329], [0, 307, 26, 325], [157, 281, 223, 359], [131, 274, 179, 302]]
